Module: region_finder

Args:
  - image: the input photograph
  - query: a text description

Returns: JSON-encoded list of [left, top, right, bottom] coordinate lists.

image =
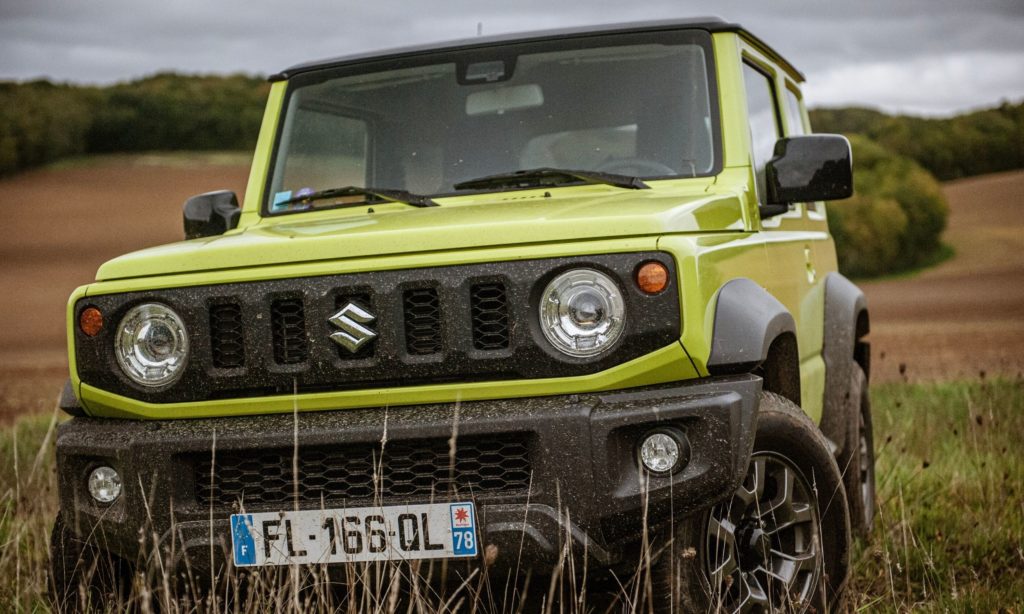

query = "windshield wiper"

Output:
[[277, 185, 438, 209], [453, 167, 650, 191]]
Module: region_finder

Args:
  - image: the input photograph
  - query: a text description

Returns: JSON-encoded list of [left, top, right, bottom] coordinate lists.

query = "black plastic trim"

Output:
[[56, 374, 760, 573], [58, 379, 85, 417], [269, 18, 803, 83], [707, 278, 797, 374], [819, 272, 869, 457]]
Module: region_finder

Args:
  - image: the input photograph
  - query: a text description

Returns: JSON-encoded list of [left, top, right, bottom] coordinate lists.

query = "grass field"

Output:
[[2, 378, 1021, 612], [1, 158, 1022, 611]]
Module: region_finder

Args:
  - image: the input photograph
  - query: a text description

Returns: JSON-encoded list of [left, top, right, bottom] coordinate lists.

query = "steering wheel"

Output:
[[596, 157, 678, 177]]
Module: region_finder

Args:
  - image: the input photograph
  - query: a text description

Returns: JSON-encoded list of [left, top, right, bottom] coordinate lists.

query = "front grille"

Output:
[[209, 302, 245, 368], [74, 253, 681, 403], [403, 288, 442, 355], [194, 435, 532, 508], [271, 298, 308, 364], [471, 283, 510, 350]]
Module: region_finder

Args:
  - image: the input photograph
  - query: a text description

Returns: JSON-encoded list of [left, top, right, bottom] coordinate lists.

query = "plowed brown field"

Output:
[[861, 170, 1024, 382], [0, 157, 1020, 421], [0, 155, 249, 422]]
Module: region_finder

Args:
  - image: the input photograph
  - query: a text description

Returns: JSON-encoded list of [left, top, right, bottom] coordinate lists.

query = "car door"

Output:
[[740, 51, 827, 420]]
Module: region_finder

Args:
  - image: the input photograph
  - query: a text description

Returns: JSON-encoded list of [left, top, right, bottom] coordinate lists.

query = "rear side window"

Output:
[[784, 87, 806, 136], [742, 62, 781, 205]]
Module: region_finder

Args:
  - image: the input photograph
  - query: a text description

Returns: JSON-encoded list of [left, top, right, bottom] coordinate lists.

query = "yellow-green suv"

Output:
[[52, 17, 873, 612]]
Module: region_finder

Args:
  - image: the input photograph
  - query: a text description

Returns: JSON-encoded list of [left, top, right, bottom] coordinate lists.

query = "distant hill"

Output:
[[0, 74, 269, 176], [810, 102, 1024, 181]]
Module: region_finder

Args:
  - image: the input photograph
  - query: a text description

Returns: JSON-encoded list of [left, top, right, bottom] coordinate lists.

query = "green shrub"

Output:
[[828, 135, 949, 278], [810, 101, 1024, 181], [0, 81, 99, 175]]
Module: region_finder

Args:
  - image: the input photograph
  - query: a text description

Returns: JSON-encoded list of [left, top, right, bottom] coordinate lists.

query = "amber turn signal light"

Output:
[[636, 262, 669, 294], [79, 307, 104, 337]]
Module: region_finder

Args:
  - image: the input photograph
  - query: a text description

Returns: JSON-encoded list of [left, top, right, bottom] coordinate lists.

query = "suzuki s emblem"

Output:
[[328, 302, 377, 352]]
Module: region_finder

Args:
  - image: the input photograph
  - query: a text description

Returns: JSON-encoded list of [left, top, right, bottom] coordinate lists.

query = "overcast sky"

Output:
[[2, 0, 1022, 116]]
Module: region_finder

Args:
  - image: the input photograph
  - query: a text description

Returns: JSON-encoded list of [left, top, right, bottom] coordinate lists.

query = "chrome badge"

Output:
[[328, 302, 377, 352]]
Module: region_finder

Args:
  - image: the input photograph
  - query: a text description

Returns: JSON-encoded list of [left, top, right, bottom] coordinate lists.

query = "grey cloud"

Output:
[[1, 0, 1022, 115]]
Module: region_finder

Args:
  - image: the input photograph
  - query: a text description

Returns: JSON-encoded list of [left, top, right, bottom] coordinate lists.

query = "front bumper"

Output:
[[56, 375, 760, 575]]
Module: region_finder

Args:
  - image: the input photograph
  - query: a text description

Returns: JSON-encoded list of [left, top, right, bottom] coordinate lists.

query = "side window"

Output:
[[742, 62, 782, 205], [784, 85, 822, 214], [783, 87, 806, 136]]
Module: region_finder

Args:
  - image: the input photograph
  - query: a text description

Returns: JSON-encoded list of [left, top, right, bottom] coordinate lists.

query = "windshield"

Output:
[[266, 30, 719, 215]]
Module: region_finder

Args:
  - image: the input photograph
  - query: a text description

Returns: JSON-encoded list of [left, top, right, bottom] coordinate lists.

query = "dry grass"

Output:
[[2, 377, 1022, 612]]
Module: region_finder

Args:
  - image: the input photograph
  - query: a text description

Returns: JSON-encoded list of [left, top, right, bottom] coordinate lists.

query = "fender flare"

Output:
[[707, 279, 797, 374], [819, 272, 870, 456]]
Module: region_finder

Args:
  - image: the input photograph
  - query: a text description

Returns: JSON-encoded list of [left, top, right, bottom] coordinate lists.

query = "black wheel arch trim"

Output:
[[707, 278, 797, 374], [819, 272, 870, 458]]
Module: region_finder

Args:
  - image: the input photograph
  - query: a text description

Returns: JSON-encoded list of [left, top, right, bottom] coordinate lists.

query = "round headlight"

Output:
[[88, 466, 122, 503], [115, 303, 189, 387], [540, 269, 626, 357]]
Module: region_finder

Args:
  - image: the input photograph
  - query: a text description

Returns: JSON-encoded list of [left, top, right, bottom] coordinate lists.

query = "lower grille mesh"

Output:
[[194, 435, 532, 507]]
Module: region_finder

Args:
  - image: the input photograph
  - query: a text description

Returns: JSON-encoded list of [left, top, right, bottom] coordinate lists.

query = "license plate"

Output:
[[230, 502, 478, 567]]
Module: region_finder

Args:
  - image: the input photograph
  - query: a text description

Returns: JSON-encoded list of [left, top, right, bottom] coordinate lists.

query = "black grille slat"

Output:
[[194, 435, 532, 507], [470, 283, 510, 350], [403, 288, 442, 355], [209, 302, 245, 368], [270, 298, 308, 364]]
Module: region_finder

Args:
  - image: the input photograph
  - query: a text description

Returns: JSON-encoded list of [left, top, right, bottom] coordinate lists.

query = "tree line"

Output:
[[810, 101, 1024, 181], [0, 73, 269, 176]]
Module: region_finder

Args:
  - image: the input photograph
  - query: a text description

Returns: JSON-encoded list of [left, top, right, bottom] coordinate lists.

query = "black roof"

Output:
[[271, 17, 804, 82]]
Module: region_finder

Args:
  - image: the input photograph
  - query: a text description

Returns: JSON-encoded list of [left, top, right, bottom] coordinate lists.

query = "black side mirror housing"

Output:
[[762, 134, 853, 217], [183, 190, 241, 239]]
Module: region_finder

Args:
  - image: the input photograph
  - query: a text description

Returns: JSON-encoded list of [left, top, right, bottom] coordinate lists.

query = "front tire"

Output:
[[655, 392, 851, 613]]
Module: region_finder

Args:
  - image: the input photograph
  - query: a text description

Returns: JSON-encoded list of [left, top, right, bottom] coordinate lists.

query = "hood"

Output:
[[96, 183, 745, 281]]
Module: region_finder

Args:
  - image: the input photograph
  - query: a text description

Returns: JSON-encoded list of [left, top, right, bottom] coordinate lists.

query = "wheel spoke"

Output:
[[734, 457, 767, 509], [734, 571, 770, 613], [707, 516, 739, 578], [765, 465, 795, 515], [769, 547, 820, 583], [765, 501, 813, 535]]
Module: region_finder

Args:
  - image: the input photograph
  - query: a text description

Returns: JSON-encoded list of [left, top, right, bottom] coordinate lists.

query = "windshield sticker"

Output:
[[271, 190, 293, 213]]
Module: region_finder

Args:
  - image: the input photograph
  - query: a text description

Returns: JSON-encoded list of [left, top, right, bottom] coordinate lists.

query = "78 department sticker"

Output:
[[449, 503, 478, 556]]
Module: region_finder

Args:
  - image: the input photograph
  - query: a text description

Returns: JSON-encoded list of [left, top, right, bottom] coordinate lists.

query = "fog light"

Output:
[[88, 466, 121, 503], [640, 432, 681, 474]]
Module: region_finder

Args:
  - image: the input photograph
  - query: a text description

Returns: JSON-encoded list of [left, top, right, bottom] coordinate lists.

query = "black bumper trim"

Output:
[[56, 375, 760, 572]]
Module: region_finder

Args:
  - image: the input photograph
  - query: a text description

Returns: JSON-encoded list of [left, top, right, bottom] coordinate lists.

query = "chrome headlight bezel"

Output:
[[539, 268, 627, 358], [114, 302, 190, 387]]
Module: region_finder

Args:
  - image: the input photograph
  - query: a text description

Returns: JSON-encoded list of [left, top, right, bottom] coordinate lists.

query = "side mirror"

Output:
[[763, 134, 853, 217], [183, 190, 241, 239]]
